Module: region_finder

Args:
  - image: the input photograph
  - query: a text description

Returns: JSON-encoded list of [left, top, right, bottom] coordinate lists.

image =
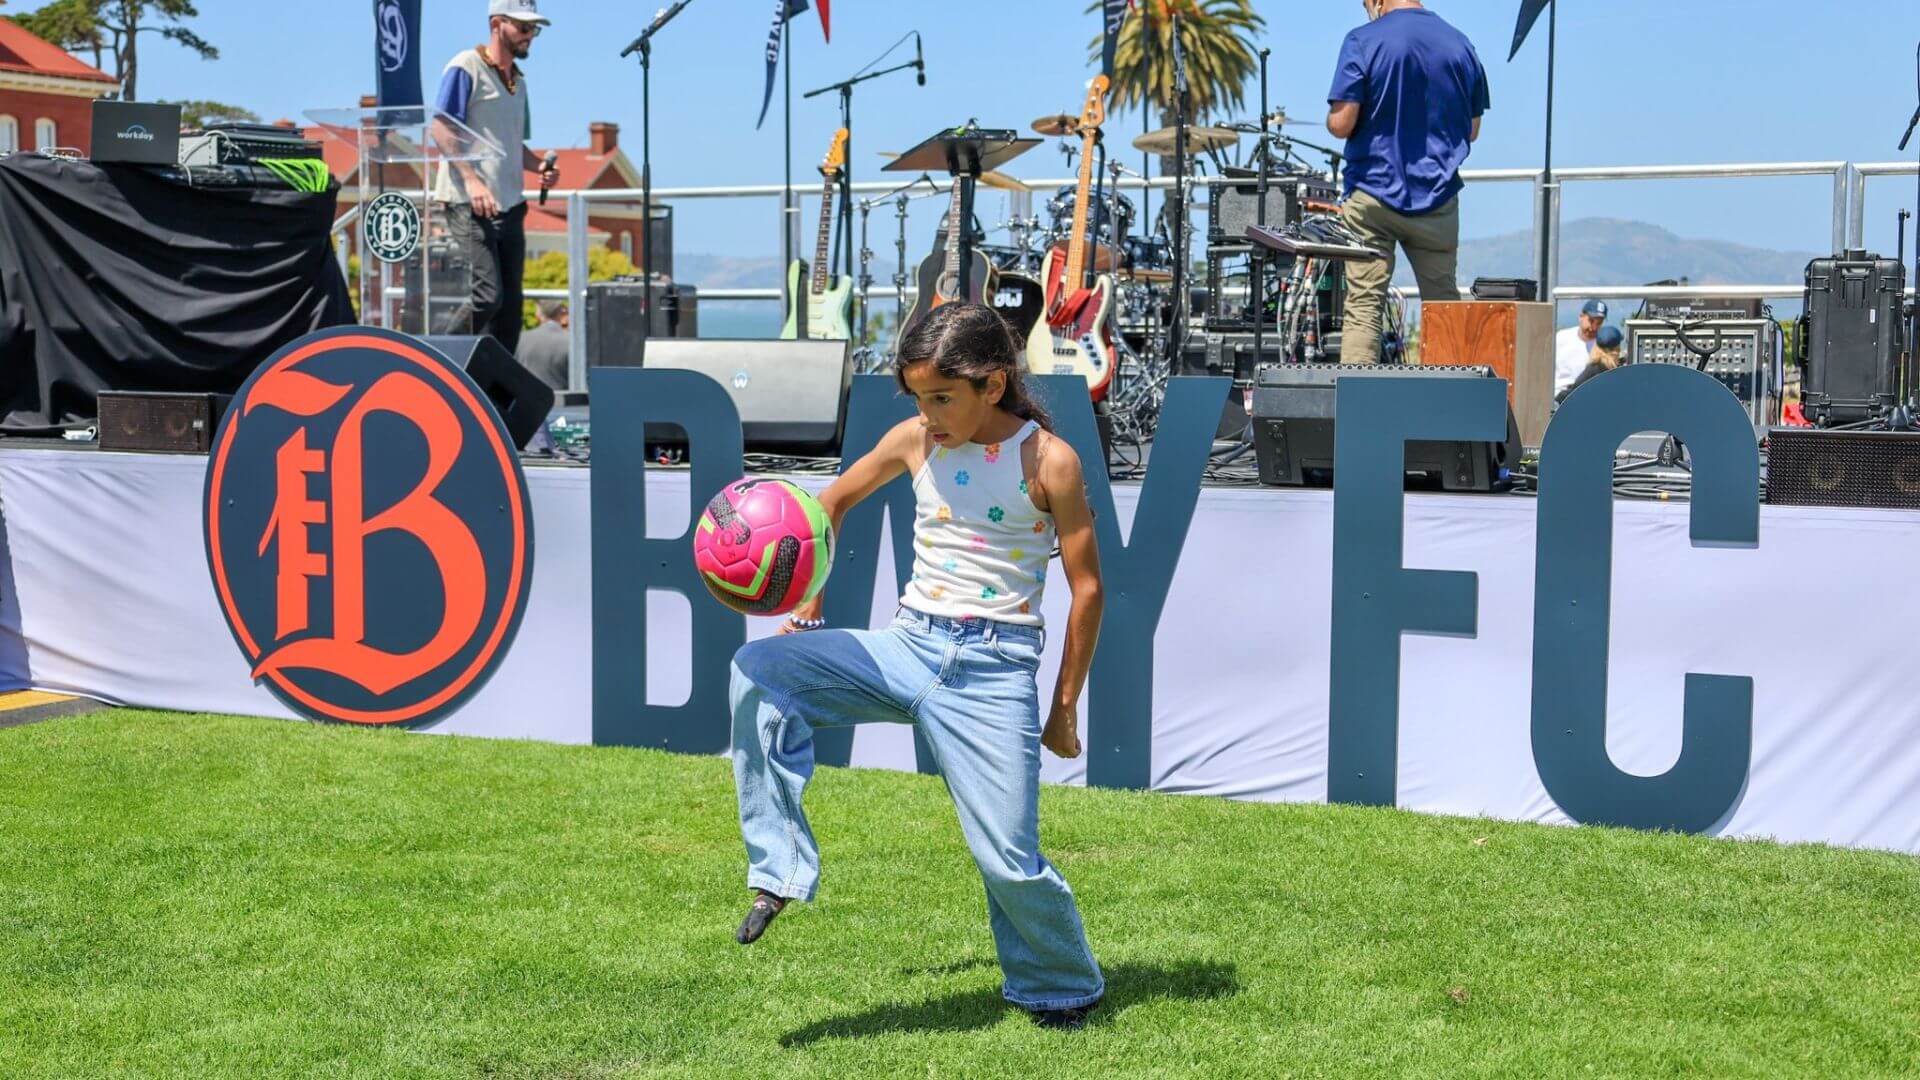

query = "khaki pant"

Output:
[[1339, 189, 1460, 365]]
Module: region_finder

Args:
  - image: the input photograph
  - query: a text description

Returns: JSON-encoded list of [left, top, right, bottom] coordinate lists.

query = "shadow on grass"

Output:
[[897, 956, 999, 978], [780, 960, 1238, 1046]]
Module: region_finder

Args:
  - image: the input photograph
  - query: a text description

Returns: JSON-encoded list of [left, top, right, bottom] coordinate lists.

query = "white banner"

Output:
[[2, 448, 1916, 854]]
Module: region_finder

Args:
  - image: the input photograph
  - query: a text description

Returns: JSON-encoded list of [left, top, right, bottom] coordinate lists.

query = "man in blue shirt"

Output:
[[1326, 0, 1490, 364]]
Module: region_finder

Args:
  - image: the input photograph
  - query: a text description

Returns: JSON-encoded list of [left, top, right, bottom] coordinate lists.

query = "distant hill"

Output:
[[1409, 217, 1819, 320], [675, 217, 1823, 336]]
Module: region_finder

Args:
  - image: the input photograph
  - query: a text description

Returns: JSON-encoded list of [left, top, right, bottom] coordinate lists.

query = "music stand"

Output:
[[885, 127, 1038, 304]]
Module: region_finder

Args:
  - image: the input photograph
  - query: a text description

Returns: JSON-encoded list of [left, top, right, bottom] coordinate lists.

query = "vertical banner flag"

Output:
[[757, 0, 805, 130], [1101, 0, 1133, 80], [373, 0, 424, 116], [1508, 0, 1552, 60], [758, 0, 828, 129]]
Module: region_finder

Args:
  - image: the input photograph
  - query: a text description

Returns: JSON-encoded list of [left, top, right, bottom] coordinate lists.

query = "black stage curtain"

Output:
[[0, 154, 353, 429]]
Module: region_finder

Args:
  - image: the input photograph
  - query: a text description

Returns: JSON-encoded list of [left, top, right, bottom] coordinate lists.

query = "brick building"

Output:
[[0, 19, 118, 155], [313, 106, 650, 265]]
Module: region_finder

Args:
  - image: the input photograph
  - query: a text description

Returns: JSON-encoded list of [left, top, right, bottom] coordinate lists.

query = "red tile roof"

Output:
[[0, 20, 118, 83], [520, 148, 633, 193]]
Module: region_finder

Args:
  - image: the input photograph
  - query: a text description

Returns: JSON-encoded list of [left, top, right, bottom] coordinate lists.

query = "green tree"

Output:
[[163, 99, 257, 129], [10, 0, 218, 102], [520, 246, 639, 330], [1087, 0, 1265, 129]]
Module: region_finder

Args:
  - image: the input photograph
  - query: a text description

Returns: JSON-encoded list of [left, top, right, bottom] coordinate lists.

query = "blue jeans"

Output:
[[730, 608, 1104, 1011]]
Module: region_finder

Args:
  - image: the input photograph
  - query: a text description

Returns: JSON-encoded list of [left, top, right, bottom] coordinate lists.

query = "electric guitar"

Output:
[[900, 173, 995, 340], [781, 129, 855, 340], [1032, 75, 1118, 401]]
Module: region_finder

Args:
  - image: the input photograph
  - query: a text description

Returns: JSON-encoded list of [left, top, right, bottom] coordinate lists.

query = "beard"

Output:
[[508, 37, 531, 60]]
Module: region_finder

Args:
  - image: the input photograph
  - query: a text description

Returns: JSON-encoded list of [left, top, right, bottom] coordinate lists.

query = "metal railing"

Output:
[[330, 157, 1898, 391]]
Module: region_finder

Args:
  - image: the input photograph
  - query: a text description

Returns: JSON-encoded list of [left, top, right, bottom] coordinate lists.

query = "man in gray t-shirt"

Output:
[[516, 300, 570, 390], [430, 0, 559, 353]]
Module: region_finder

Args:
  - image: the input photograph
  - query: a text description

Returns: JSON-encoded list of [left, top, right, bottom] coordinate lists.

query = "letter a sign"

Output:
[[203, 327, 535, 727]]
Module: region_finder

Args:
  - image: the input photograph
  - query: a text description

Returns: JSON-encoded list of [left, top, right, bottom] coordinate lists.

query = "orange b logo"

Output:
[[203, 328, 534, 726]]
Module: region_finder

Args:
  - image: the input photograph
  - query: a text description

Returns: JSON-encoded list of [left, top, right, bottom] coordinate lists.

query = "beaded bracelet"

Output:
[[785, 616, 827, 632]]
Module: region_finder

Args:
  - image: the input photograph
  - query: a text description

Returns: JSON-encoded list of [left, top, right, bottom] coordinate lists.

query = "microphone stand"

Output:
[[620, 0, 697, 362], [1901, 44, 1920, 404], [1166, 9, 1190, 372], [805, 56, 924, 290], [1250, 47, 1271, 383]]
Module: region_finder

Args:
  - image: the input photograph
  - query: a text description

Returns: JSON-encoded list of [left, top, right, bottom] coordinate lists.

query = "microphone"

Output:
[[538, 150, 559, 206], [621, 0, 695, 57], [915, 32, 925, 86]]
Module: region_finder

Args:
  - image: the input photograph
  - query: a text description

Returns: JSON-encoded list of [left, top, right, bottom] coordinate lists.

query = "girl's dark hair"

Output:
[[894, 303, 1054, 432]]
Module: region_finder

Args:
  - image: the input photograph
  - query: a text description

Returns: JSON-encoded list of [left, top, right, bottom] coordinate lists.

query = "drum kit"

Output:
[[851, 105, 1357, 433]]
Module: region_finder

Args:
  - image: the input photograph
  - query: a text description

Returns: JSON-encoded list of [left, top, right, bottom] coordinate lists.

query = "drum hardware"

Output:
[[1031, 113, 1080, 138], [1131, 125, 1238, 157]]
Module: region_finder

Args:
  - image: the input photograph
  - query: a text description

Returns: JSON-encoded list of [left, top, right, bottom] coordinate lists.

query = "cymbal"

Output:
[[1131, 125, 1239, 157], [1031, 113, 1080, 137], [877, 151, 1030, 193]]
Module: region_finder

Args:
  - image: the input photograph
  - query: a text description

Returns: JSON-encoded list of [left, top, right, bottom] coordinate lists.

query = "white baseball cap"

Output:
[[489, 0, 551, 26]]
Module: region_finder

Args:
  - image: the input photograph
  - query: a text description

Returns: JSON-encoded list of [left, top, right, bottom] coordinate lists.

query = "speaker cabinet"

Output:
[[97, 391, 231, 453], [1766, 428, 1920, 510], [585, 280, 700, 368], [420, 335, 557, 450], [642, 338, 851, 452], [1250, 363, 1519, 491]]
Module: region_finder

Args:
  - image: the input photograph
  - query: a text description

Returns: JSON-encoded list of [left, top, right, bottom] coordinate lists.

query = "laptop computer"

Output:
[[91, 101, 182, 165]]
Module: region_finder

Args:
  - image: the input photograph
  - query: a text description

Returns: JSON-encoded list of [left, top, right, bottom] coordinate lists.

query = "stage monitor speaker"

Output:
[[1250, 363, 1520, 492], [97, 391, 231, 453], [421, 335, 556, 451], [585, 280, 700, 367], [642, 338, 851, 453], [1765, 427, 1920, 510]]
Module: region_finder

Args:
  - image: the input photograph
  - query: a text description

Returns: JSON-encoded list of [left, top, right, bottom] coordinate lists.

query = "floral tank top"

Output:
[[899, 420, 1052, 627]]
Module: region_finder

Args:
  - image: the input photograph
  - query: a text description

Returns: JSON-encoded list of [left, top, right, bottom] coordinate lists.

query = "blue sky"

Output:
[[18, 0, 1920, 265]]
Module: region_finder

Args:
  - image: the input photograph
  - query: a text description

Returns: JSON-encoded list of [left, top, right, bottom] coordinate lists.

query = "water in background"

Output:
[[697, 302, 780, 340]]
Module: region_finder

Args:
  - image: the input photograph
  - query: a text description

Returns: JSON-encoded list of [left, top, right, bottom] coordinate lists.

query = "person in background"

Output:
[[1557, 324, 1626, 402], [1555, 300, 1609, 394], [517, 299, 570, 390], [429, 0, 559, 354], [1327, 0, 1489, 365]]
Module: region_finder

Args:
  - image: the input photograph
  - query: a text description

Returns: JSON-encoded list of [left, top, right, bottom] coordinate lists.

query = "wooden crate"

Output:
[[1419, 300, 1556, 446]]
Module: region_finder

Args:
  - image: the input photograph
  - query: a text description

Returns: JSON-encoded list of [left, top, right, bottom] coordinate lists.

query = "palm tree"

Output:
[[1086, 0, 1265, 130]]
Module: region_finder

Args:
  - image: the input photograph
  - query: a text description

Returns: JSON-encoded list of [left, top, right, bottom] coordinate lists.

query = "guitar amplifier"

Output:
[[585, 279, 699, 367], [1207, 169, 1336, 245], [97, 392, 232, 453]]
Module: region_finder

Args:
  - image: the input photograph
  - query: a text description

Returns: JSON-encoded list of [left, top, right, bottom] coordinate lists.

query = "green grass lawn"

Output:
[[1, 710, 1917, 1078]]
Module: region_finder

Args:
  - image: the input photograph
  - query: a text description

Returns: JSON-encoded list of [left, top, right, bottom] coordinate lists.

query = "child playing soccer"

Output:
[[727, 302, 1106, 1029]]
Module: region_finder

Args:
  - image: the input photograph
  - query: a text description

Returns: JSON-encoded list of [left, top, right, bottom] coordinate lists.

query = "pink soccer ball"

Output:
[[694, 478, 834, 616]]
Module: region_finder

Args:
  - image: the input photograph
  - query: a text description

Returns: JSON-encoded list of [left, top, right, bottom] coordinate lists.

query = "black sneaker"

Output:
[[1028, 999, 1100, 1030], [735, 889, 788, 945]]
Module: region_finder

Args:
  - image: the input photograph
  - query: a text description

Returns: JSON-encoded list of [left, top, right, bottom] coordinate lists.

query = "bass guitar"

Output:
[[1031, 75, 1117, 400], [781, 128, 854, 340]]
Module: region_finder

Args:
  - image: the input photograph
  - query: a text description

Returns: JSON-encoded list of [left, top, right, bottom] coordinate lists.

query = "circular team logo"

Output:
[[377, 0, 409, 74], [363, 192, 421, 264], [204, 327, 535, 728]]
